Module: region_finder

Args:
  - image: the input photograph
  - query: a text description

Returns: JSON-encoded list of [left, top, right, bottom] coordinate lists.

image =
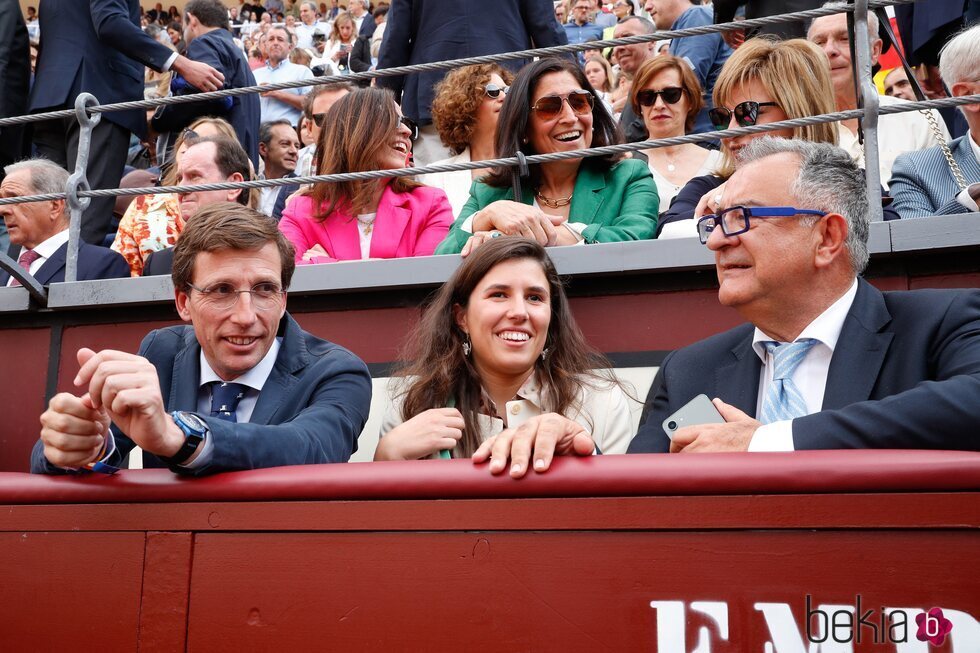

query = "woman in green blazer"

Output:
[[435, 58, 659, 256]]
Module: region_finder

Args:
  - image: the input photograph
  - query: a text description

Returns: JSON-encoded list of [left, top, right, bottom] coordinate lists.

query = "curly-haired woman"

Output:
[[418, 64, 514, 216]]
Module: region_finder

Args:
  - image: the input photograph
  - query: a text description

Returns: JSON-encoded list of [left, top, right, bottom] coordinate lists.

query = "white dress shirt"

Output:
[[748, 279, 859, 452], [6, 229, 69, 286]]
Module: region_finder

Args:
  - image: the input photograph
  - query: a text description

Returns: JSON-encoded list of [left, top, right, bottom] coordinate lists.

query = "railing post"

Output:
[[65, 93, 101, 284], [852, 0, 884, 222]]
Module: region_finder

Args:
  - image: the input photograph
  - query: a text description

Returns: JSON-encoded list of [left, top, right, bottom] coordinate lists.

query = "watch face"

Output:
[[178, 411, 208, 432]]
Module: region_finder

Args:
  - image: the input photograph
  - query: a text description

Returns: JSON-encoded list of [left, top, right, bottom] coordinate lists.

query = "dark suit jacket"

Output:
[[142, 245, 174, 277], [0, 240, 130, 286], [0, 0, 31, 179], [151, 28, 261, 166], [629, 280, 980, 453], [29, 0, 174, 137], [376, 0, 567, 124], [31, 313, 373, 475]]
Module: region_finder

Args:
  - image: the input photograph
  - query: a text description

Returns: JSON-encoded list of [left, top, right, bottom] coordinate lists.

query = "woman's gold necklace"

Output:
[[535, 190, 573, 208]]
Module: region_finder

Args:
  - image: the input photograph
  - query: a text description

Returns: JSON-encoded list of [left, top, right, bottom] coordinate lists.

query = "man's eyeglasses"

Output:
[[188, 282, 285, 311], [399, 115, 419, 141], [484, 83, 509, 99], [531, 90, 594, 119], [636, 87, 685, 107], [708, 101, 779, 131], [311, 112, 328, 128], [697, 206, 826, 244]]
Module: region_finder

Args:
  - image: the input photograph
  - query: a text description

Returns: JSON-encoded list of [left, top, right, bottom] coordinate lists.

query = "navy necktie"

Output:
[[209, 382, 248, 423]]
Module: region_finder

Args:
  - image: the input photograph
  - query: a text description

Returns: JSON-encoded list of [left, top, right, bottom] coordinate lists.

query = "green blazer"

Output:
[[434, 158, 659, 254]]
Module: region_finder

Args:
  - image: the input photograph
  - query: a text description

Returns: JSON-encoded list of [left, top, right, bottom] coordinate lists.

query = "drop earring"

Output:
[[540, 347, 549, 361], [462, 336, 472, 357]]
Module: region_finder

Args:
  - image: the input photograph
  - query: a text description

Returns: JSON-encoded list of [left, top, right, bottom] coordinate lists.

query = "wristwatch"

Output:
[[163, 411, 209, 467]]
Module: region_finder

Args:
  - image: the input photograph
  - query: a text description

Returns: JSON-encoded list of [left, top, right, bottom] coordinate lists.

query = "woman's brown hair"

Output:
[[392, 237, 618, 457], [308, 87, 420, 219], [430, 63, 514, 155]]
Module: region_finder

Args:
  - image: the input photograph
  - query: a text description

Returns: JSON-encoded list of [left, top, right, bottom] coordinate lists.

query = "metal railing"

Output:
[[0, 0, 973, 299]]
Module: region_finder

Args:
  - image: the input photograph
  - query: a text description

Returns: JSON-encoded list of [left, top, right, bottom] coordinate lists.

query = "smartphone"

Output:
[[662, 394, 725, 440]]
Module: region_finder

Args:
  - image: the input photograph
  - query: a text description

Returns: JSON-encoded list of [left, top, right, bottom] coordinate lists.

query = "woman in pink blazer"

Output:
[[279, 88, 454, 263]]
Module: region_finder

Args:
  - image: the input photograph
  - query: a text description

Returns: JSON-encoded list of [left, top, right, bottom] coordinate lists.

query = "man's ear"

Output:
[[225, 172, 245, 203], [814, 212, 848, 269], [870, 38, 882, 66], [452, 303, 468, 335], [951, 81, 980, 114], [174, 286, 193, 323]]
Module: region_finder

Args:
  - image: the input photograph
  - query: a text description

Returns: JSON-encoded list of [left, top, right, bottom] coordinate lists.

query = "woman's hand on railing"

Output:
[[473, 413, 596, 478]]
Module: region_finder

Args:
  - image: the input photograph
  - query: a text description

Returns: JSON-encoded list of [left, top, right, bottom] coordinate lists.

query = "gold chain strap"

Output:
[[920, 108, 968, 191]]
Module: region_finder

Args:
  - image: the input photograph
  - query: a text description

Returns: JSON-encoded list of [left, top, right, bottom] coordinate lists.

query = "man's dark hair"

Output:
[[372, 5, 388, 19], [172, 202, 296, 292], [302, 81, 356, 118], [259, 120, 296, 146], [188, 136, 252, 207], [185, 0, 231, 30]]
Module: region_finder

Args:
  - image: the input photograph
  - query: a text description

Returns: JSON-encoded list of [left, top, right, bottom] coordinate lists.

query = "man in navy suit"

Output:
[[29, 0, 225, 246], [150, 0, 262, 167], [627, 138, 980, 454], [0, 159, 129, 286], [32, 202, 372, 476], [376, 0, 568, 165], [889, 25, 980, 219]]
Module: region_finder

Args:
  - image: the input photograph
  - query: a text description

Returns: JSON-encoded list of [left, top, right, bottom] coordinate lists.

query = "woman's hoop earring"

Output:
[[462, 336, 472, 357]]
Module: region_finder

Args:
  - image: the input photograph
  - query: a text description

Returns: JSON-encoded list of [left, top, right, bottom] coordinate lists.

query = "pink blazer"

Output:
[[279, 185, 454, 264]]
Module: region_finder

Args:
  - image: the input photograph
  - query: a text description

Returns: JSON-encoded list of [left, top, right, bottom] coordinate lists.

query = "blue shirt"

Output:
[[564, 21, 605, 63], [252, 60, 314, 125], [669, 6, 733, 134]]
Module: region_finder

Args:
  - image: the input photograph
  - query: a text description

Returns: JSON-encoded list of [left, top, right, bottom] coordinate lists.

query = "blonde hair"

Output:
[[713, 37, 839, 178]]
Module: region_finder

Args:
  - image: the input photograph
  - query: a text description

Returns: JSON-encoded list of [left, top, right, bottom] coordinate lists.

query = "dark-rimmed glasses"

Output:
[[531, 90, 594, 119], [697, 206, 826, 244], [399, 115, 419, 141], [311, 112, 328, 128], [485, 84, 509, 99], [708, 101, 779, 131], [188, 282, 285, 311], [636, 87, 685, 106]]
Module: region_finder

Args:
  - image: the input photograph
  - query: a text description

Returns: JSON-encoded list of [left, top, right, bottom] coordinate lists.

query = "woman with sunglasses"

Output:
[[376, 237, 633, 461], [657, 38, 844, 237], [630, 56, 723, 216], [420, 64, 514, 216], [435, 57, 658, 256], [279, 87, 454, 263]]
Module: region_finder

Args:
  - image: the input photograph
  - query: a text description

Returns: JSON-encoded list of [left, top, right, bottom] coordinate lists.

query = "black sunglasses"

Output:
[[635, 87, 685, 107], [708, 101, 779, 131], [311, 112, 327, 128], [399, 115, 419, 141], [180, 128, 200, 142], [484, 84, 509, 99], [531, 90, 594, 119]]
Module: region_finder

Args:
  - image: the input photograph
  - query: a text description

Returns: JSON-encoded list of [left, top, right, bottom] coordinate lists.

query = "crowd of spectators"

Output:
[[2, 1, 979, 475]]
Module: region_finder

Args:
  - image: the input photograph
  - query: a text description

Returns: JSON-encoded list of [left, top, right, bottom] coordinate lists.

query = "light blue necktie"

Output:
[[759, 339, 818, 424]]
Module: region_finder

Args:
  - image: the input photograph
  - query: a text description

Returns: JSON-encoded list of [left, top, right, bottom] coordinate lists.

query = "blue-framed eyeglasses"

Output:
[[697, 206, 826, 244]]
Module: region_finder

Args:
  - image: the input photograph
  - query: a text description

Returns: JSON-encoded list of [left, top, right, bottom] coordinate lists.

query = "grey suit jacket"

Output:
[[888, 134, 980, 218]]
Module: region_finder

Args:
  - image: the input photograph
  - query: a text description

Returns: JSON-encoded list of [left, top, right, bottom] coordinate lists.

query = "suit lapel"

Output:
[[249, 315, 306, 424], [321, 210, 361, 260], [569, 163, 605, 224], [954, 136, 980, 183], [33, 242, 68, 285], [822, 280, 893, 410], [716, 333, 762, 416], [369, 187, 410, 259], [169, 329, 201, 412]]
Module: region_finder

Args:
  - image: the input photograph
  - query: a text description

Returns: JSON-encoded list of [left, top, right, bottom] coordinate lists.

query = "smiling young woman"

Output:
[[278, 87, 454, 263], [376, 238, 634, 460], [434, 57, 659, 256]]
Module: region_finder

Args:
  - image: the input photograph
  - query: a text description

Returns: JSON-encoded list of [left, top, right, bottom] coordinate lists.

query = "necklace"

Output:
[[356, 213, 376, 235], [535, 190, 573, 208]]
